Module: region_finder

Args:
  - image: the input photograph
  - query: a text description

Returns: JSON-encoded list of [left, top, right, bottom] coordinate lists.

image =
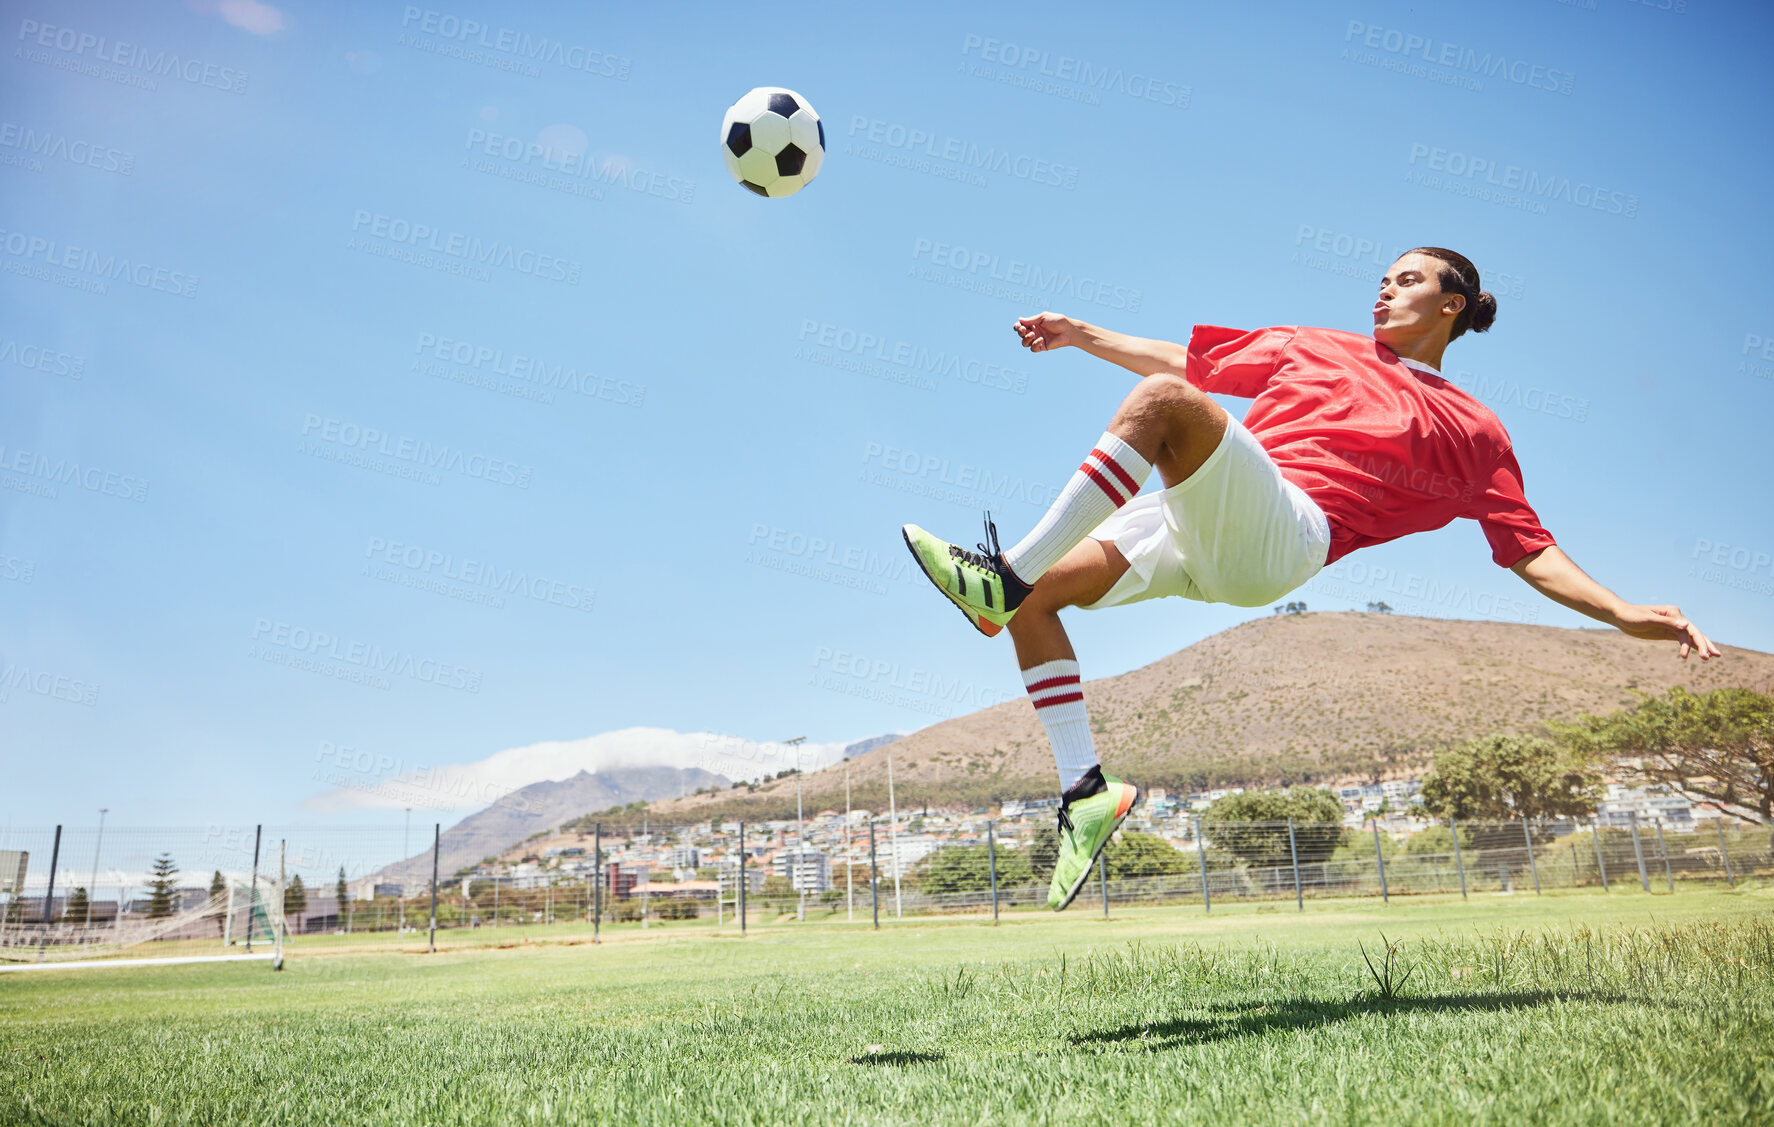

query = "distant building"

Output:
[[772, 848, 831, 894], [1598, 783, 1695, 830], [669, 845, 701, 869]]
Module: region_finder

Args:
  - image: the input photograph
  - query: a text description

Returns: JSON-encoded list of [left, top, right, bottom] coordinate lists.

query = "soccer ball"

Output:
[[720, 87, 824, 198]]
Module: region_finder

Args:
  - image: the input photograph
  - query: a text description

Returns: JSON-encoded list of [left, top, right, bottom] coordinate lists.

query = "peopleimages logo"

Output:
[[845, 116, 1079, 190], [15, 18, 249, 93], [398, 6, 630, 79], [1343, 21, 1575, 95], [959, 34, 1190, 108], [1405, 144, 1638, 218], [910, 238, 1142, 312], [364, 536, 595, 613], [0, 228, 199, 297], [250, 619, 483, 693], [413, 332, 645, 407], [349, 211, 581, 284], [0, 123, 133, 174], [298, 415, 533, 489]]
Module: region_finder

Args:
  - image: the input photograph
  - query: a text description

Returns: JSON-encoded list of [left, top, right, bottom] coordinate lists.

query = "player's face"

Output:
[[1373, 253, 1463, 346]]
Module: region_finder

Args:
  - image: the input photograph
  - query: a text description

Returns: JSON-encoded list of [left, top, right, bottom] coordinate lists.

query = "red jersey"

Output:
[[1184, 325, 1555, 568]]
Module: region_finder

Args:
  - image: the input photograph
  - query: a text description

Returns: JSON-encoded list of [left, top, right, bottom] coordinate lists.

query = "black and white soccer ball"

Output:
[[721, 87, 824, 198]]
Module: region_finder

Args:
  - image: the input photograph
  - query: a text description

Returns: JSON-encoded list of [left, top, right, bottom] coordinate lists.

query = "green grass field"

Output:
[[4, 887, 1772, 1125]]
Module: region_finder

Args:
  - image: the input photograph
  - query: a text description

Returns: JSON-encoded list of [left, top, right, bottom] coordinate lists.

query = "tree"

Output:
[[208, 870, 227, 936], [283, 873, 308, 919], [1554, 687, 1774, 825], [1418, 734, 1602, 820], [335, 866, 351, 933], [146, 853, 179, 919], [64, 886, 89, 924], [914, 844, 1032, 894], [1204, 788, 1346, 863], [1102, 832, 1191, 878]]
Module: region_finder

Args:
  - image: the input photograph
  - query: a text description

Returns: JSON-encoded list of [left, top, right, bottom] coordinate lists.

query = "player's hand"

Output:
[[1613, 604, 1722, 661], [1013, 312, 1077, 353]]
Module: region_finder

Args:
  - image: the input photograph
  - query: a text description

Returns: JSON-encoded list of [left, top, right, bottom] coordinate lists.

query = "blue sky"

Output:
[[4, 0, 1772, 835]]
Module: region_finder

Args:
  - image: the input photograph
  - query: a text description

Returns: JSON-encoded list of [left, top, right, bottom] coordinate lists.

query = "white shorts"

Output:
[[1082, 417, 1331, 610]]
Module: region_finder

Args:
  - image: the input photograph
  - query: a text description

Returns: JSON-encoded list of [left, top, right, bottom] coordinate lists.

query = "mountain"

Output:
[[374, 765, 727, 886], [649, 613, 1774, 822], [843, 734, 904, 759]]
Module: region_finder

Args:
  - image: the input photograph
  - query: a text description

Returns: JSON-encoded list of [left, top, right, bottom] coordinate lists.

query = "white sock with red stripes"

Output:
[[1001, 431, 1150, 583], [1023, 659, 1096, 792]]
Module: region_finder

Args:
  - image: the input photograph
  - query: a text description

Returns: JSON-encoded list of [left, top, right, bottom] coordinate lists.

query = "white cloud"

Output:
[[188, 0, 286, 35], [304, 727, 853, 813]]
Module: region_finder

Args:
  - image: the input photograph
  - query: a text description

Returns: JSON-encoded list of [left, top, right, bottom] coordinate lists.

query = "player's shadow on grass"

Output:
[[850, 1051, 946, 1066], [1071, 990, 1644, 1051]]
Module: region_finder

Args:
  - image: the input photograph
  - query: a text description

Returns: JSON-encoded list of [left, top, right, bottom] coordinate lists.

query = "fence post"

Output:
[[428, 824, 440, 954], [1591, 821, 1610, 891], [1098, 852, 1110, 920], [592, 823, 600, 944], [34, 824, 62, 963], [1629, 812, 1650, 892], [738, 821, 747, 936], [1521, 819, 1541, 895], [1716, 819, 1736, 888], [1653, 821, 1674, 893], [246, 825, 262, 953], [1450, 818, 1468, 900], [1194, 816, 1210, 914], [987, 821, 999, 925], [1372, 820, 1389, 906], [1287, 817, 1303, 912], [869, 820, 879, 931]]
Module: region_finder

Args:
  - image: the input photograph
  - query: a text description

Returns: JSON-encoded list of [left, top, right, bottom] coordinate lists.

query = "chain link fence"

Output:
[[3, 810, 1768, 960]]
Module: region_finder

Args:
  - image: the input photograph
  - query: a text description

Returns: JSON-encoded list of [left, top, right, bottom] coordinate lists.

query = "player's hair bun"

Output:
[[1470, 290, 1497, 334]]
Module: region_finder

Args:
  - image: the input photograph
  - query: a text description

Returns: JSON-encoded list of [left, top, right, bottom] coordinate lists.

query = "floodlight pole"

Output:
[[592, 823, 601, 944], [86, 808, 107, 930], [737, 821, 747, 935], [400, 808, 411, 935]]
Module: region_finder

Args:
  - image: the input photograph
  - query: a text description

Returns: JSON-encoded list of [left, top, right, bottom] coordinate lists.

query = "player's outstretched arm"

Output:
[[1511, 546, 1722, 660], [1014, 313, 1188, 379]]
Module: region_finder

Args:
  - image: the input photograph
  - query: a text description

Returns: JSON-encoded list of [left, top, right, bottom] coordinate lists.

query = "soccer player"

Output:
[[901, 247, 1721, 911]]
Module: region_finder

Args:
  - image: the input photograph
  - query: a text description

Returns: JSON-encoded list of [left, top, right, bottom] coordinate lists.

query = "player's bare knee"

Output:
[[1110, 374, 1201, 443]]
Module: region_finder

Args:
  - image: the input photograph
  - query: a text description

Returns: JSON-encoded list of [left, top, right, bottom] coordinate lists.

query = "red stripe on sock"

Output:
[[1032, 691, 1084, 709], [1025, 675, 1081, 694], [1089, 447, 1142, 497], [1078, 462, 1128, 506]]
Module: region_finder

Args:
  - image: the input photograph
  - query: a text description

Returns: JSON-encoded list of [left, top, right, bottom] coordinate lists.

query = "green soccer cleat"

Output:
[[901, 514, 1032, 638], [1048, 766, 1140, 911]]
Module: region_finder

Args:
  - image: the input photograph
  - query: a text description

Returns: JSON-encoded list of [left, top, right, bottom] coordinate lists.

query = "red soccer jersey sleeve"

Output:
[[1184, 325, 1297, 397], [1474, 445, 1558, 568]]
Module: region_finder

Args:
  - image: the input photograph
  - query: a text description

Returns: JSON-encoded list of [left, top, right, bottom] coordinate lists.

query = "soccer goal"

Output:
[[0, 871, 288, 969]]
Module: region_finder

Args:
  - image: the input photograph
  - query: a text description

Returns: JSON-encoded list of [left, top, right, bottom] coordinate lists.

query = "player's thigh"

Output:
[[1029, 538, 1131, 611]]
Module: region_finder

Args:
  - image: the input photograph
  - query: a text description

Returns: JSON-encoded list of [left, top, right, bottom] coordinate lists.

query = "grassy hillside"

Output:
[[654, 613, 1774, 822]]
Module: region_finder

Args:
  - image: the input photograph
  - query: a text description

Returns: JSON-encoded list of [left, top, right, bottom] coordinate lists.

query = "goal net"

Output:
[[0, 872, 288, 965]]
